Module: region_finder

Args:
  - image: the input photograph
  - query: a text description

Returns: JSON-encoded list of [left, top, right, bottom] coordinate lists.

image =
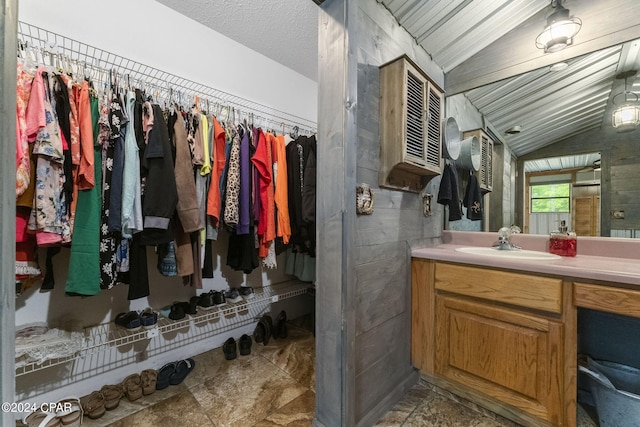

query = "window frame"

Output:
[[529, 182, 572, 213]]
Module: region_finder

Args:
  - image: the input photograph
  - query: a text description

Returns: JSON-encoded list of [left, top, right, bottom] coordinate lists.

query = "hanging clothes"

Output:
[[139, 103, 178, 246], [66, 94, 102, 296], [237, 124, 251, 235], [98, 89, 118, 290], [26, 68, 68, 246], [205, 116, 226, 235], [107, 91, 126, 233], [16, 62, 34, 197], [170, 107, 202, 233], [120, 90, 143, 237], [223, 127, 241, 227], [274, 134, 291, 245]]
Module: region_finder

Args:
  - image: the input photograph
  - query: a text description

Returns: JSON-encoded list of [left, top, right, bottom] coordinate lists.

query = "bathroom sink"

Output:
[[454, 247, 561, 260]]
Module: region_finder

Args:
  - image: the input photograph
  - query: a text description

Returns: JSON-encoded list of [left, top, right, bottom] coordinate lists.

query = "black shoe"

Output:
[[239, 334, 252, 355], [261, 315, 273, 346], [187, 296, 199, 315], [197, 291, 215, 309], [115, 311, 142, 331], [213, 291, 227, 307], [253, 320, 265, 343], [275, 310, 287, 339], [170, 358, 196, 385], [224, 288, 242, 303], [168, 303, 185, 321], [223, 337, 237, 360], [239, 286, 255, 300]]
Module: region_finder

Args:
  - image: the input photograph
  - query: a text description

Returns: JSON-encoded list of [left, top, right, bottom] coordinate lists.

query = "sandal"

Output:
[[80, 391, 105, 420], [170, 358, 196, 385], [56, 397, 83, 427], [141, 369, 158, 395], [100, 384, 124, 410], [156, 362, 177, 390], [23, 409, 61, 427], [139, 308, 158, 329], [114, 311, 142, 331], [121, 374, 143, 401]]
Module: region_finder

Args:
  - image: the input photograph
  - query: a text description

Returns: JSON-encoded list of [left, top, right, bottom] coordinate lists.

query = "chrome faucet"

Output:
[[493, 226, 521, 250]]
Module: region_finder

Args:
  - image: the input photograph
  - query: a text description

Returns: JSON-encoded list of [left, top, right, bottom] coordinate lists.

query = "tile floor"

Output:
[[75, 322, 598, 427]]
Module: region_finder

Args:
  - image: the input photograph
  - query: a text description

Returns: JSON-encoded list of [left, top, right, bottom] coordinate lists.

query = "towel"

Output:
[[437, 164, 462, 221], [463, 173, 483, 220]]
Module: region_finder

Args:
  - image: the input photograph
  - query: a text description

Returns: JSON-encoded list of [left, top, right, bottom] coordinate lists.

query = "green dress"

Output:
[[65, 95, 102, 296]]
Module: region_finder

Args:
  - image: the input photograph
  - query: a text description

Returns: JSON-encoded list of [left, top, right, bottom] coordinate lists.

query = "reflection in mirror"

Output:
[[443, 35, 640, 240], [524, 153, 600, 237]]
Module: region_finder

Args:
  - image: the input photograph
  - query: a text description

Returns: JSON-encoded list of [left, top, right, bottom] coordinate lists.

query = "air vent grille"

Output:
[[405, 71, 424, 160], [426, 87, 441, 166], [480, 135, 493, 190]]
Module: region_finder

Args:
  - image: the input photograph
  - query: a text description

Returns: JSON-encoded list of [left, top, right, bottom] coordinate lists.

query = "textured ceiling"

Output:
[[158, 0, 640, 158], [156, 0, 318, 81]]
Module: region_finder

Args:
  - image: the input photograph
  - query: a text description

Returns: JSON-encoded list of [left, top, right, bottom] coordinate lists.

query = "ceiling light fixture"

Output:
[[535, 0, 582, 54], [549, 62, 568, 72], [612, 70, 640, 132]]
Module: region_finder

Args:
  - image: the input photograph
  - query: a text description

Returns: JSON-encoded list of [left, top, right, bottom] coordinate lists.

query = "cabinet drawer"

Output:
[[435, 263, 563, 313], [574, 282, 640, 318]]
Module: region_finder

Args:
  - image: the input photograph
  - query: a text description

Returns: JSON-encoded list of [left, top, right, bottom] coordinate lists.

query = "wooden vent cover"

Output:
[[380, 55, 443, 192]]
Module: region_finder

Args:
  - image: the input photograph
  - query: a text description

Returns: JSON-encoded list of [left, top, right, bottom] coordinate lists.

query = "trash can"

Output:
[[579, 357, 640, 427]]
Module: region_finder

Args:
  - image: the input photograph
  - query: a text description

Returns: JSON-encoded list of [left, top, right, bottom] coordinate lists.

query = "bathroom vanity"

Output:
[[411, 231, 640, 427]]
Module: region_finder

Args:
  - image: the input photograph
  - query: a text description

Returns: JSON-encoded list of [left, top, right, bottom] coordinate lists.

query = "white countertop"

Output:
[[411, 231, 640, 287]]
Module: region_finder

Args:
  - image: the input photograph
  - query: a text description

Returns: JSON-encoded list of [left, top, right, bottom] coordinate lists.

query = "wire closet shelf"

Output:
[[16, 281, 311, 376], [17, 21, 317, 135]]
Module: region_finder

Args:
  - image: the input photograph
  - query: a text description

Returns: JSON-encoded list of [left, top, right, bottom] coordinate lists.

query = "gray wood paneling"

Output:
[[354, 241, 408, 265], [355, 255, 407, 335], [1, 1, 17, 422], [315, 0, 358, 425], [351, 1, 444, 425], [354, 315, 414, 422], [355, 310, 410, 375]]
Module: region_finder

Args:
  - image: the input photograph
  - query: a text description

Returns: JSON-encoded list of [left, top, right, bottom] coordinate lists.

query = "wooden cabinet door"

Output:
[[435, 295, 564, 425], [573, 195, 600, 236]]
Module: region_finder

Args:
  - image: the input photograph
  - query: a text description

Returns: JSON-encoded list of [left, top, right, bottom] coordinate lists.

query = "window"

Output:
[[530, 183, 570, 213]]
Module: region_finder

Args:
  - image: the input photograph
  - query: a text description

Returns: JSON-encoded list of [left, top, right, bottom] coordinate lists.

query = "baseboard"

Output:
[[355, 368, 419, 427]]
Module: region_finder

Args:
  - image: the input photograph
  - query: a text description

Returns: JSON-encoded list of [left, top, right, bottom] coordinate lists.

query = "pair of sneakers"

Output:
[[223, 334, 252, 360]]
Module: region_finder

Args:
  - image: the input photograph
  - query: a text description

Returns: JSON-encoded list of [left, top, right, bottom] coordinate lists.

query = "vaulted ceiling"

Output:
[[380, 0, 640, 158]]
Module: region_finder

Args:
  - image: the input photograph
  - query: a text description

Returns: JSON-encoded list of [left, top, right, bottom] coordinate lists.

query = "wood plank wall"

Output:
[[351, 2, 444, 425]]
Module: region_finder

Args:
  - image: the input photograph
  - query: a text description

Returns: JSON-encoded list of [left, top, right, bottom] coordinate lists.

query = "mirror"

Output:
[[443, 39, 640, 239], [524, 153, 601, 236]]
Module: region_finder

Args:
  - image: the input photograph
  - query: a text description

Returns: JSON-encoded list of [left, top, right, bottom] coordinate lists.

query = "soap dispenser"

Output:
[[549, 220, 577, 257]]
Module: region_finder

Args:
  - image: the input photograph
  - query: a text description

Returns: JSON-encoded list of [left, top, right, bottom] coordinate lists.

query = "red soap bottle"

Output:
[[549, 220, 577, 257]]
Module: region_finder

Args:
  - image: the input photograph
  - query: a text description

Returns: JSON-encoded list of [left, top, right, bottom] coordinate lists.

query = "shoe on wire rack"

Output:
[[212, 290, 227, 307], [115, 311, 141, 331], [224, 288, 242, 303], [239, 286, 255, 300]]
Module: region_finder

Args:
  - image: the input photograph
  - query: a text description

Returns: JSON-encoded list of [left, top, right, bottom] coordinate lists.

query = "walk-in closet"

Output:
[[5, 0, 319, 425]]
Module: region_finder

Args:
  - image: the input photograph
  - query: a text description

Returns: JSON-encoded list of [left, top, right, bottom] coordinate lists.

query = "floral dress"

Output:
[[16, 62, 34, 197], [26, 68, 69, 245], [99, 89, 118, 289]]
